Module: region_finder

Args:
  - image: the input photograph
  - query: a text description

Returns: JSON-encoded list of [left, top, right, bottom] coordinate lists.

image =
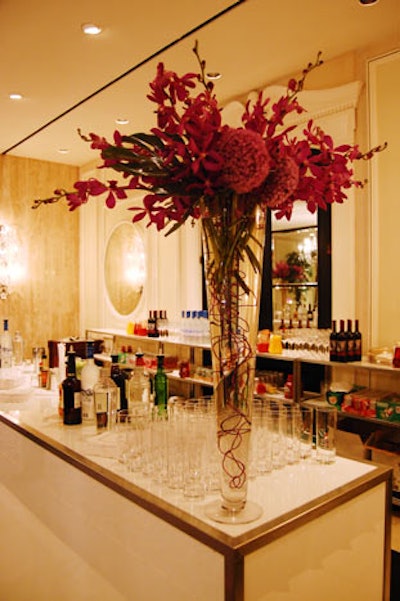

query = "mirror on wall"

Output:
[[272, 223, 318, 330], [259, 203, 331, 332], [104, 222, 146, 316]]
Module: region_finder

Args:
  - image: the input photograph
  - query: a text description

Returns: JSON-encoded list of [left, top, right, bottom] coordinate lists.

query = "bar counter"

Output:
[[0, 388, 392, 601]]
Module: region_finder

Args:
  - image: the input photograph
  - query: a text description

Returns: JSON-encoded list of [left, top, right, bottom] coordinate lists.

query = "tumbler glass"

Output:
[[316, 405, 337, 464], [250, 399, 273, 476], [298, 404, 314, 460]]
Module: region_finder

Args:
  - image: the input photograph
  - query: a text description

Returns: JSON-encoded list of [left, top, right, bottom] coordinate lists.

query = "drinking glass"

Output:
[[182, 399, 208, 499], [166, 397, 186, 490], [143, 406, 169, 482], [268, 401, 287, 470], [316, 405, 337, 464], [115, 405, 150, 472], [283, 402, 301, 464], [250, 399, 273, 476], [298, 404, 314, 459]]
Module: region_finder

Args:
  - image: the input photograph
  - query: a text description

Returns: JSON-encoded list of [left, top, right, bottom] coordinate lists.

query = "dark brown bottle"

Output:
[[353, 319, 362, 362], [336, 319, 347, 363], [147, 310, 159, 338], [346, 319, 354, 362], [329, 320, 338, 362], [110, 353, 128, 411], [62, 347, 82, 425]]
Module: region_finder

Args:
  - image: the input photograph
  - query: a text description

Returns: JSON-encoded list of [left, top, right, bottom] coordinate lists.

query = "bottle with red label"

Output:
[[284, 374, 293, 399]]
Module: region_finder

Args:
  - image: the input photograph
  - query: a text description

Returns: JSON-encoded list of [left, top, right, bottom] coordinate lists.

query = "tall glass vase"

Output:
[[201, 195, 266, 524]]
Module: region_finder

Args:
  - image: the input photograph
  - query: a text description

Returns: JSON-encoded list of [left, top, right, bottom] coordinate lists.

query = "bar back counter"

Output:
[[0, 388, 392, 601]]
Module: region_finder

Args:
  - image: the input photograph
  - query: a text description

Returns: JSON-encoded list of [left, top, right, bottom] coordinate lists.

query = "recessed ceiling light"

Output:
[[206, 72, 222, 81], [82, 23, 102, 35], [115, 118, 130, 125], [57, 148, 70, 154], [9, 93, 23, 100]]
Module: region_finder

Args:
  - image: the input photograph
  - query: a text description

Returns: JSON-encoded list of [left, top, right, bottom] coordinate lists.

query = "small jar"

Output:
[[269, 334, 283, 355], [393, 346, 400, 368], [179, 360, 190, 378]]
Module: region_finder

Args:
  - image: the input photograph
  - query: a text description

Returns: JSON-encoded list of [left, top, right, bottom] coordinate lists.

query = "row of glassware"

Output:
[[266, 328, 331, 358], [100, 396, 337, 501]]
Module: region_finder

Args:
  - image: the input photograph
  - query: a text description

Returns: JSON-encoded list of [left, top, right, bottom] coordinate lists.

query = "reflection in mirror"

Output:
[[105, 222, 146, 316], [271, 204, 318, 330]]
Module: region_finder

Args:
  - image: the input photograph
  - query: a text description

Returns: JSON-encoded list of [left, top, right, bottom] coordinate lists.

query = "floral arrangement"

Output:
[[33, 44, 386, 520], [273, 250, 312, 283], [273, 260, 306, 283], [33, 42, 385, 238]]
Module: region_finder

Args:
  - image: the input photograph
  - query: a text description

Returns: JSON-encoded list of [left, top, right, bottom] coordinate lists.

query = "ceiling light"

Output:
[[57, 148, 70, 154], [206, 72, 222, 81], [82, 23, 102, 35], [9, 93, 22, 100], [115, 118, 130, 125]]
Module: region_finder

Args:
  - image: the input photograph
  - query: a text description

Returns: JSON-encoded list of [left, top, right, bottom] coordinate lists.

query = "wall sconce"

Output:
[[0, 224, 24, 300]]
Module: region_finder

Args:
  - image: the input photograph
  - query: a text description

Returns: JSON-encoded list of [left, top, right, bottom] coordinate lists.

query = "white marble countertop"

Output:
[[0, 380, 390, 548]]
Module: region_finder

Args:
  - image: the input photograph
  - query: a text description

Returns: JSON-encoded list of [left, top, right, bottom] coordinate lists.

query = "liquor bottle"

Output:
[[62, 347, 82, 425], [307, 304, 314, 324], [126, 345, 135, 367], [353, 319, 362, 362], [298, 303, 307, 324], [39, 351, 49, 388], [284, 374, 293, 399], [118, 346, 127, 364], [80, 341, 100, 423], [12, 330, 24, 365], [329, 320, 338, 362], [336, 319, 347, 363], [162, 310, 169, 337], [147, 310, 159, 338], [156, 311, 163, 336], [0, 319, 13, 368], [157, 310, 166, 337], [93, 367, 118, 430], [110, 353, 128, 411], [126, 350, 150, 405], [346, 319, 354, 362], [154, 353, 168, 415]]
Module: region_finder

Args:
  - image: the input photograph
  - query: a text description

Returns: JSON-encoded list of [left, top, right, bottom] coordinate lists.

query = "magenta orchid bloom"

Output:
[[33, 44, 386, 234]]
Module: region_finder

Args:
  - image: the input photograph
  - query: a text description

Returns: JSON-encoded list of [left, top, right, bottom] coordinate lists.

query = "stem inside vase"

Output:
[[202, 199, 266, 523]]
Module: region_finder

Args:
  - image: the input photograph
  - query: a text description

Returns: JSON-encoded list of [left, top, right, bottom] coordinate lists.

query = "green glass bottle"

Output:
[[154, 354, 168, 415]]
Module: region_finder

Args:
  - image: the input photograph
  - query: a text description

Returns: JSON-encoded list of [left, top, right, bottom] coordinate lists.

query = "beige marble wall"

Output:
[[0, 155, 79, 361]]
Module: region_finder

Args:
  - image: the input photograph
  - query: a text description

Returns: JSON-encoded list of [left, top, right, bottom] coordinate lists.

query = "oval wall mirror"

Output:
[[104, 221, 146, 316]]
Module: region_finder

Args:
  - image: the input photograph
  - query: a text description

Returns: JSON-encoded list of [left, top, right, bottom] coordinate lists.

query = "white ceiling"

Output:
[[1, 0, 399, 167]]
